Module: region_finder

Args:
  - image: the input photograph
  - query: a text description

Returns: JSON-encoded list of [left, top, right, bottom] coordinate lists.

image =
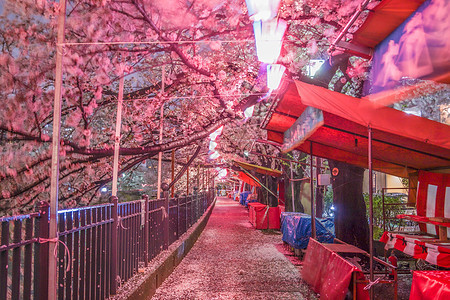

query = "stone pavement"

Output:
[[152, 197, 317, 299]]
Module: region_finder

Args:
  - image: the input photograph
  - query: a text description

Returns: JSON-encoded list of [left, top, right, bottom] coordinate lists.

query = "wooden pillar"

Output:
[[157, 65, 165, 199], [112, 74, 125, 197], [368, 126, 374, 300], [48, 1, 67, 298], [310, 142, 316, 239]]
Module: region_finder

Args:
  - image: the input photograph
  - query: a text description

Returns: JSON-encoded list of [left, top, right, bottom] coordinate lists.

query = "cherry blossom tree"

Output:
[[0, 0, 378, 216]]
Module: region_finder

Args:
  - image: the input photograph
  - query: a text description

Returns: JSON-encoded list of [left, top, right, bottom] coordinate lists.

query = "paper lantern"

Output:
[[209, 151, 220, 160], [209, 141, 217, 151], [267, 64, 286, 90], [209, 125, 224, 141], [244, 105, 255, 118], [253, 19, 287, 63], [245, 0, 281, 21]]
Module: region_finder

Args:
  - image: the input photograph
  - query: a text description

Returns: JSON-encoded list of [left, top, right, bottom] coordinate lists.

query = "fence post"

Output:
[[194, 187, 198, 221], [35, 201, 49, 300], [143, 195, 149, 267], [176, 196, 180, 239], [109, 196, 118, 295], [185, 195, 188, 231], [161, 183, 170, 250]]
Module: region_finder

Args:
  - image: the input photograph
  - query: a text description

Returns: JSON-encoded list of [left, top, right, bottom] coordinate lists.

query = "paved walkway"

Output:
[[152, 197, 317, 299]]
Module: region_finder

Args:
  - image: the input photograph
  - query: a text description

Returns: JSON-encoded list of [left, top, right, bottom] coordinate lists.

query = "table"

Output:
[[380, 232, 450, 268], [396, 214, 450, 241]]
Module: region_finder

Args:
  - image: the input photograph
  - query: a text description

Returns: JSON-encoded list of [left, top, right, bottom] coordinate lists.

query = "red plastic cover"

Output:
[[302, 238, 369, 300], [410, 271, 450, 300]]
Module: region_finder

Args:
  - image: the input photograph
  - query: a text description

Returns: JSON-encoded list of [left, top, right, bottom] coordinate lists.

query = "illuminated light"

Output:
[[101, 187, 107, 192], [307, 59, 325, 77], [267, 64, 286, 90], [209, 125, 224, 140], [253, 19, 287, 63], [244, 150, 249, 157], [209, 151, 220, 160], [243, 105, 255, 118], [218, 169, 227, 178], [209, 141, 218, 151], [245, 0, 281, 22]]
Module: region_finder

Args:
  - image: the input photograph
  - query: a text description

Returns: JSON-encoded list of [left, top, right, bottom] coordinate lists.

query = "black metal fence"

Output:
[[0, 190, 215, 300]]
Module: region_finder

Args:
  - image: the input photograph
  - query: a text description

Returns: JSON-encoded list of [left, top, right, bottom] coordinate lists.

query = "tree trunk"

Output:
[[267, 176, 278, 207], [315, 185, 325, 217], [329, 160, 370, 252]]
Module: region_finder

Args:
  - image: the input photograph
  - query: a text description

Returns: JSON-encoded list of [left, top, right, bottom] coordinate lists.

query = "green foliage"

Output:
[[363, 192, 409, 239], [322, 186, 334, 217]]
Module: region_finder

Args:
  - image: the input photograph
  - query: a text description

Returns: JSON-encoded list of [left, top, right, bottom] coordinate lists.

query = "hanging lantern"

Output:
[[245, 0, 281, 22], [209, 125, 224, 141], [243, 105, 255, 118], [267, 64, 286, 90], [209, 151, 220, 160], [218, 169, 227, 179], [253, 19, 287, 63], [209, 141, 217, 151]]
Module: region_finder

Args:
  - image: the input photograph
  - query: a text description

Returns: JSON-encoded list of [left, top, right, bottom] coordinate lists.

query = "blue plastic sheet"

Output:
[[239, 191, 252, 205], [281, 212, 335, 249], [245, 198, 258, 208]]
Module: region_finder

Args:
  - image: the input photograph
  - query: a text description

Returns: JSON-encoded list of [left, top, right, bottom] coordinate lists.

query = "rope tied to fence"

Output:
[[261, 205, 270, 229], [118, 216, 129, 230], [38, 237, 71, 273], [162, 206, 168, 219], [153, 206, 169, 221], [363, 277, 381, 290]]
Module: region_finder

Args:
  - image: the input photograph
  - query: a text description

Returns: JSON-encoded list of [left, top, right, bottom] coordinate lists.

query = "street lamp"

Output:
[[253, 19, 287, 63]]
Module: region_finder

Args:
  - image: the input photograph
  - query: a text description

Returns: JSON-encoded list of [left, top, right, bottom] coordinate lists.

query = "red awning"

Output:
[[262, 80, 450, 178], [352, 0, 426, 49], [237, 171, 261, 187], [233, 160, 282, 177]]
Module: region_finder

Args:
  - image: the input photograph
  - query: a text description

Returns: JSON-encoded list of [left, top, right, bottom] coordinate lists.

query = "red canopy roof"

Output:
[[262, 81, 450, 177], [233, 160, 282, 177], [352, 0, 426, 49], [237, 171, 261, 187]]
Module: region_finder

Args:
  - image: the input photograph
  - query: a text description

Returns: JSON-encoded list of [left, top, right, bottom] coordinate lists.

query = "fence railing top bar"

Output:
[[59, 203, 113, 214], [0, 212, 39, 222]]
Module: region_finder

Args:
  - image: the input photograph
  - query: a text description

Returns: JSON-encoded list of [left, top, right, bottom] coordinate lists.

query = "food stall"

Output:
[[233, 160, 283, 229], [261, 79, 450, 299]]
